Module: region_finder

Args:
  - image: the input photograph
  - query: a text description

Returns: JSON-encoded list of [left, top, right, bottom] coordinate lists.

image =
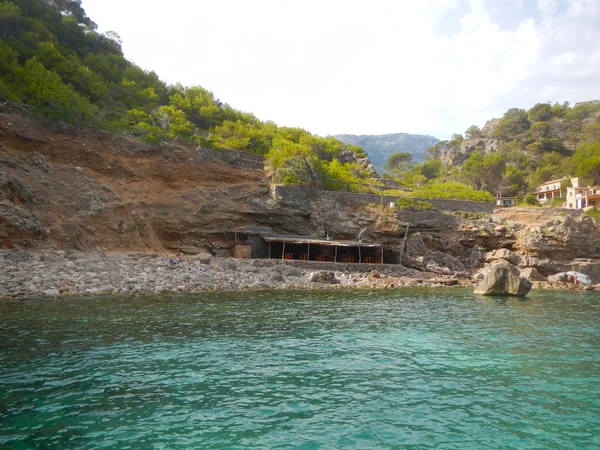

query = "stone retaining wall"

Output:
[[196, 146, 265, 170], [272, 185, 495, 212]]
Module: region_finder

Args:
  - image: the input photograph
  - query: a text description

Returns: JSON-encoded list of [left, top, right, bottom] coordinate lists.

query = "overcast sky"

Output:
[[81, 0, 599, 140]]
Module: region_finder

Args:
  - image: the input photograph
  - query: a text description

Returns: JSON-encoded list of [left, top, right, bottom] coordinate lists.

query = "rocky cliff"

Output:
[[2, 112, 600, 283]]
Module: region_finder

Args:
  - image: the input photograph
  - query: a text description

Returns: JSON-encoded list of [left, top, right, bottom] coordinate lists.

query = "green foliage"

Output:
[[429, 100, 596, 203], [465, 125, 482, 139], [136, 122, 166, 144], [500, 166, 527, 197], [548, 197, 565, 207], [462, 152, 506, 192], [156, 105, 196, 140], [274, 156, 322, 186], [322, 159, 372, 190], [493, 108, 531, 139], [267, 135, 311, 169], [18, 57, 96, 124], [528, 153, 565, 189], [380, 189, 410, 196], [409, 182, 494, 202], [394, 198, 435, 211], [530, 121, 551, 140], [564, 102, 600, 122], [528, 103, 554, 122], [583, 114, 600, 143], [585, 207, 600, 222], [577, 157, 600, 185], [449, 133, 464, 146], [392, 159, 443, 188], [0, 0, 376, 189], [571, 142, 600, 184], [384, 152, 413, 173], [519, 194, 541, 207]]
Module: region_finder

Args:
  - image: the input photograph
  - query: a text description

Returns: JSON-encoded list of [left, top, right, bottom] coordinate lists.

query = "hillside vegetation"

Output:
[[0, 0, 380, 190], [334, 133, 439, 174], [387, 101, 600, 203]]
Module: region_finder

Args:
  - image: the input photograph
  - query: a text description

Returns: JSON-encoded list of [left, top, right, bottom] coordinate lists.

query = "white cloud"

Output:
[[538, 0, 558, 16], [81, 0, 600, 139]]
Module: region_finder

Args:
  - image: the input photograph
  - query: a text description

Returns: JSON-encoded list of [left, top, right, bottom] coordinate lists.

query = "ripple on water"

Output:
[[1, 289, 600, 449]]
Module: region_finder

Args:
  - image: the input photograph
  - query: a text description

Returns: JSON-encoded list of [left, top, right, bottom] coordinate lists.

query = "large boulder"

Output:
[[519, 267, 546, 282], [474, 263, 532, 297], [485, 248, 520, 265]]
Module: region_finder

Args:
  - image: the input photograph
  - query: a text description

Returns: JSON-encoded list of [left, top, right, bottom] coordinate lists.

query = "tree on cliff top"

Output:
[[493, 108, 531, 139], [384, 152, 413, 174], [465, 125, 482, 139]]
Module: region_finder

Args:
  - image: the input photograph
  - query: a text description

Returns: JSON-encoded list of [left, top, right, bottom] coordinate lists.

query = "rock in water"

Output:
[[474, 263, 532, 297]]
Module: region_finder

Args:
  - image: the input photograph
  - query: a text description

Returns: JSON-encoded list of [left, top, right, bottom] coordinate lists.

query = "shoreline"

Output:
[[1, 249, 595, 301], [1, 249, 469, 300]]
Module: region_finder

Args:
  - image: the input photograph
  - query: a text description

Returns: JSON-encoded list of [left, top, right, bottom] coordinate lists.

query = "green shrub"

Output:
[[585, 208, 600, 222], [395, 198, 435, 211], [136, 122, 166, 144], [517, 194, 541, 207], [381, 189, 410, 197], [409, 182, 494, 202], [548, 197, 565, 207]]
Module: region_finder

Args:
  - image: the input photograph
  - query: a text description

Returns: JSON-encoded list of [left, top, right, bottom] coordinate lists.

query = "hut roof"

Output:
[[262, 235, 382, 248]]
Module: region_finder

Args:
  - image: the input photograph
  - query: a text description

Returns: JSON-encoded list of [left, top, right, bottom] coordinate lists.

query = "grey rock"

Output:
[[271, 273, 284, 282], [308, 271, 340, 284], [43, 288, 60, 297], [485, 248, 520, 265], [474, 263, 532, 297], [220, 261, 237, 271], [519, 267, 546, 282]]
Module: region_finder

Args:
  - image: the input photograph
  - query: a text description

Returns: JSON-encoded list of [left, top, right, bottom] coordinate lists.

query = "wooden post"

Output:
[[307, 242, 310, 261], [358, 245, 361, 263], [381, 246, 383, 265], [282, 241, 285, 259], [335, 245, 338, 262], [268, 242, 271, 259]]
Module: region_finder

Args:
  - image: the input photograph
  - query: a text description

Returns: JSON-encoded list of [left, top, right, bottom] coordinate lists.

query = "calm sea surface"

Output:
[[1, 289, 599, 449]]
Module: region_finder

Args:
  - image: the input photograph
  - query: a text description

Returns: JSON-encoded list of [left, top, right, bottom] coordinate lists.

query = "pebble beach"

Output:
[[0, 249, 466, 300]]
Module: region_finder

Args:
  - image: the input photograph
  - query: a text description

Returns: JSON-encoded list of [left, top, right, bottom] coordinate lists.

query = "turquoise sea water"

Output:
[[1, 289, 599, 449]]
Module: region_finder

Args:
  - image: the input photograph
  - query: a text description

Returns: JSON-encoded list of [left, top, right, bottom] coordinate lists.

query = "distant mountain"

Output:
[[334, 133, 440, 175]]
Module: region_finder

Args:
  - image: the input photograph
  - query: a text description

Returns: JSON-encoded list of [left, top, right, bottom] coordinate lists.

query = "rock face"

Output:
[[403, 233, 467, 275], [473, 263, 532, 297], [519, 267, 546, 282]]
